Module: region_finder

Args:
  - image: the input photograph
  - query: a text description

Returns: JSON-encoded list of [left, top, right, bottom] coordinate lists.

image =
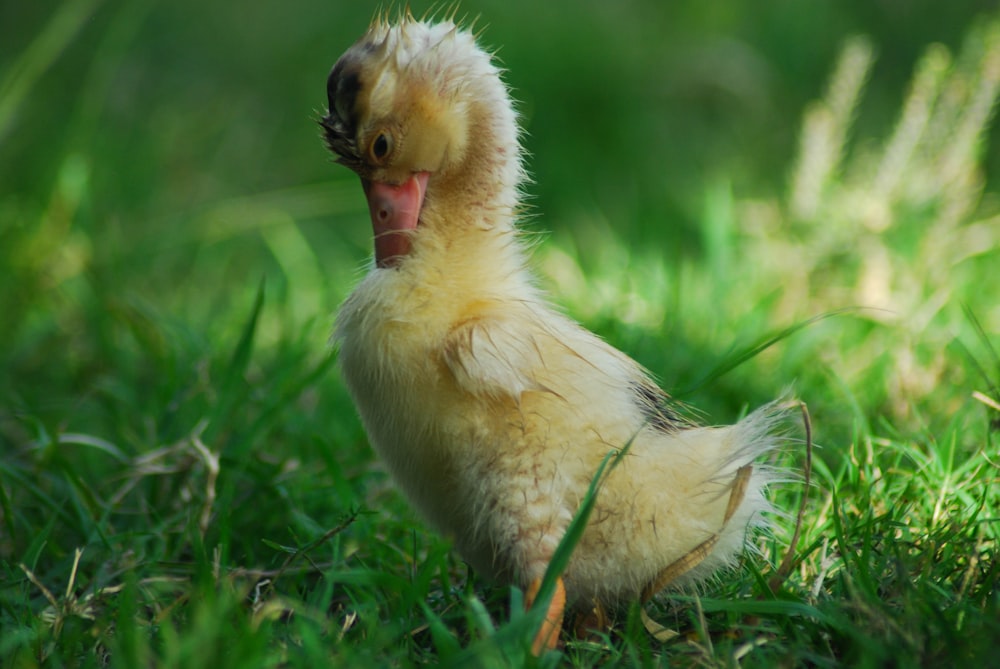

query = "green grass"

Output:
[[2, 1, 998, 667]]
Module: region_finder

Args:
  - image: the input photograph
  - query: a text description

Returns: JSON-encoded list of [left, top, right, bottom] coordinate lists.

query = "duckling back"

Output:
[[565, 403, 786, 607]]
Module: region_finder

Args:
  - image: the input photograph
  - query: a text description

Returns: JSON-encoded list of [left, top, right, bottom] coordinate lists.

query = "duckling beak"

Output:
[[362, 172, 430, 268]]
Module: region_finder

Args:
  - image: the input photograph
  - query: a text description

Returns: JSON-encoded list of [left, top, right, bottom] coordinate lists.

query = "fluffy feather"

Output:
[[321, 15, 787, 624]]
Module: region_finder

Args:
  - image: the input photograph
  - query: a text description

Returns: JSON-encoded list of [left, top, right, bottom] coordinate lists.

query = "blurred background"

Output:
[[4, 6, 999, 663], [2, 0, 998, 438]]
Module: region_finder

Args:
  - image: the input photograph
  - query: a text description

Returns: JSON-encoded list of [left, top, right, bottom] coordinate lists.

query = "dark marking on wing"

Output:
[[633, 382, 690, 433]]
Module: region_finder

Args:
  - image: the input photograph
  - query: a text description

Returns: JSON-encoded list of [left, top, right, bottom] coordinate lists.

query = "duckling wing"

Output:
[[442, 311, 550, 400]]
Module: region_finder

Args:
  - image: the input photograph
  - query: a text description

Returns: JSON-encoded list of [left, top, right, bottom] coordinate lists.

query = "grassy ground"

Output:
[[2, 1, 999, 667]]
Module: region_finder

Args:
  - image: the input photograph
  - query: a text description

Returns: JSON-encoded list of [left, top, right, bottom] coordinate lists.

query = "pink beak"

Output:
[[362, 172, 430, 268]]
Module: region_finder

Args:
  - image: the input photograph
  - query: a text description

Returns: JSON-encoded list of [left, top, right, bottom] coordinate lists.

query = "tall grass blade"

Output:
[[208, 277, 266, 442], [527, 439, 634, 648], [0, 0, 104, 143], [959, 303, 1000, 396], [680, 310, 852, 395]]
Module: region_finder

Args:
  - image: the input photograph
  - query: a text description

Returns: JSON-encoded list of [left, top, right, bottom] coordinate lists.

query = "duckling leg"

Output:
[[525, 576, 566, 654]]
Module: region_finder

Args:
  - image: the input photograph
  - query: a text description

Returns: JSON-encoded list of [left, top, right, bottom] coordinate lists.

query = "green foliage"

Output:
[[1, 1, 998, 667]]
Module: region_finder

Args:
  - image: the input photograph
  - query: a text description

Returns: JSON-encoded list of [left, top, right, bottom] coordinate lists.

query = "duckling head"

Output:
[[321, 16, 523, 269]]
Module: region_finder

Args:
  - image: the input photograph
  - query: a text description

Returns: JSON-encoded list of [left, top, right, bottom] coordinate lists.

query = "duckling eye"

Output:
[[369, 131, 393, 162]]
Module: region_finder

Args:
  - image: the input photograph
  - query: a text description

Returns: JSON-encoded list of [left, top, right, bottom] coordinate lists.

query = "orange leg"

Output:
[[524, 576, 566, 655]]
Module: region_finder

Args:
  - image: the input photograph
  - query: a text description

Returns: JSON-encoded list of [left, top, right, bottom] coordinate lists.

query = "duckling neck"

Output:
[[458, 90, 524, 220], [416, 81, 527, 284]]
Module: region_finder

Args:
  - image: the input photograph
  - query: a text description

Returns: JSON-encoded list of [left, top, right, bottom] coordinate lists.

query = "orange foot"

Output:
[[524, 576, 566, 655]]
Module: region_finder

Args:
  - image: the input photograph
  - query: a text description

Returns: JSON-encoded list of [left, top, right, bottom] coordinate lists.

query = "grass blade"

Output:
[[680, 309, 854, 395], [0, 0, 104, 143], [208, 277, 266, 443], [526, 438, 635, 650]]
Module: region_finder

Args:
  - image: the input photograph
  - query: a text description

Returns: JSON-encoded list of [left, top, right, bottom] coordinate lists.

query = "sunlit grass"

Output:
[[2, 2, 999, 667]]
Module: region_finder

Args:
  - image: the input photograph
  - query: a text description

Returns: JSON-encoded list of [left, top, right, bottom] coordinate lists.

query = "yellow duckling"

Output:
[[321, 15, 786, 653]]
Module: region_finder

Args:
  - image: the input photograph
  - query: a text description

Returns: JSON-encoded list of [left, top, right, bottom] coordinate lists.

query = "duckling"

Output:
[[321, 15, 786, 654]]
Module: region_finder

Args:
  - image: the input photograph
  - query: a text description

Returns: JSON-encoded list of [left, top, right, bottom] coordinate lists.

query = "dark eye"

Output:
[[369, 131, 393, 162]]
